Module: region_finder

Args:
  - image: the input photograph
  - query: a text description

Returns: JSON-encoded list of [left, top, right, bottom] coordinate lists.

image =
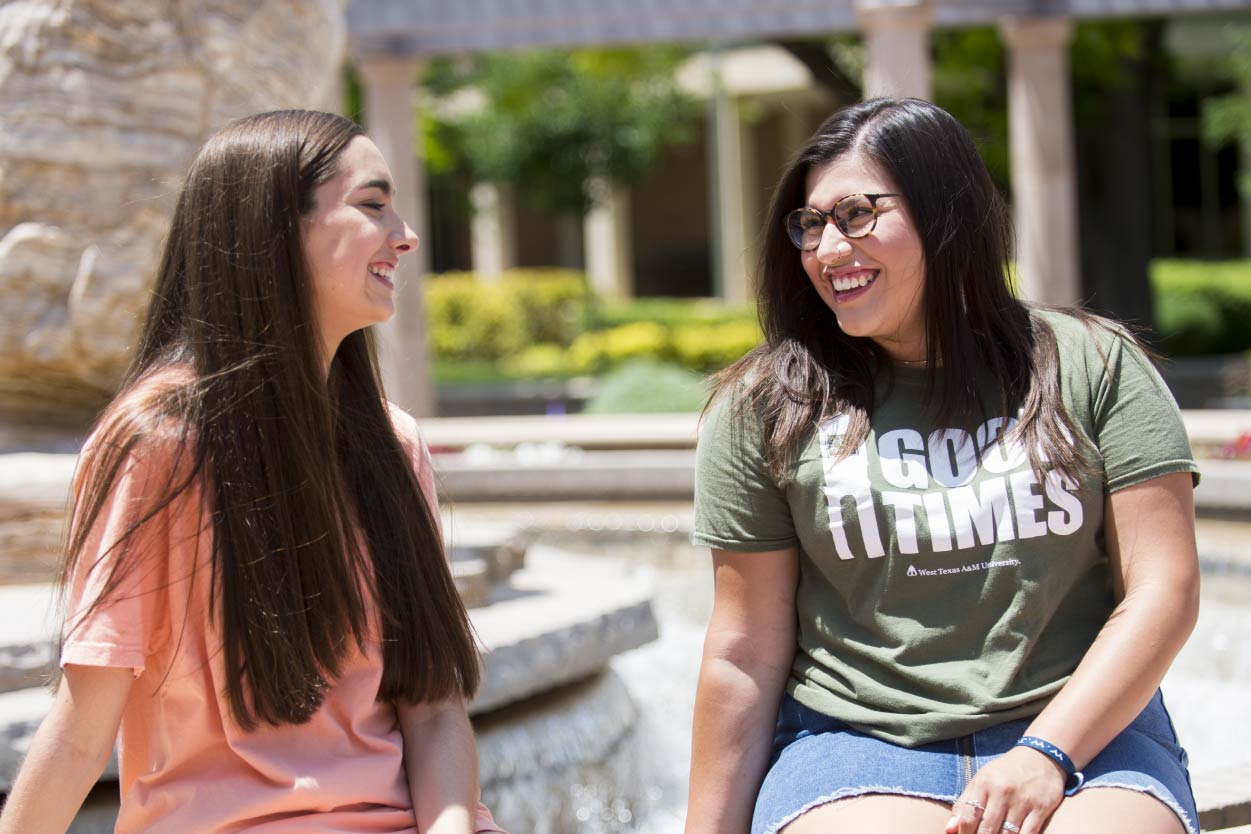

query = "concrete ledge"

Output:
[[1198, 763, 1251, 831], [468, 548, 658, 714], [1195, 460, 1251, 513], [422, 412, 698, 451], [0, 548, 658, 792], [435, 450, 696, 502]]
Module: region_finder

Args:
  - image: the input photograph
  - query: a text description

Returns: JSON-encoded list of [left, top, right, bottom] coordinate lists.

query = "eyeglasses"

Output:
[[785, 193, 900, 250]]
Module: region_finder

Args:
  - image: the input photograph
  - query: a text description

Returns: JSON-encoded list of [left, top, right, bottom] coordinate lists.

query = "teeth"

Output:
[[369, 263, 394, 280], [830, 272, 875, 292]]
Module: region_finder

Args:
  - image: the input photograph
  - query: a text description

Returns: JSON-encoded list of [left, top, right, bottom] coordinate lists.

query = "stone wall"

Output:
[[0, 0, 346, 441]]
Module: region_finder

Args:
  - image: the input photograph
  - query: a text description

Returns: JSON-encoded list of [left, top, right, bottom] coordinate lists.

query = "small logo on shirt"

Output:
[[906, 559, 1022, 577]]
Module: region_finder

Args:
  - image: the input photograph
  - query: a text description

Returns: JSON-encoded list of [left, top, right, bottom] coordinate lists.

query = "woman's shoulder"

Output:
[[80, 368, 198, 482], [382, 400, 430, 462]]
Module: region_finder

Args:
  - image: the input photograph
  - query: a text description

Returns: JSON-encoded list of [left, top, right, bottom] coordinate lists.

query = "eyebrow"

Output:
[[353, 178, 393, 196]]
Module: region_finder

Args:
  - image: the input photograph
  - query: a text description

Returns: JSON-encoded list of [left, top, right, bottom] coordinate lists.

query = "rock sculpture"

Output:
[[0, 0, 346, 443]]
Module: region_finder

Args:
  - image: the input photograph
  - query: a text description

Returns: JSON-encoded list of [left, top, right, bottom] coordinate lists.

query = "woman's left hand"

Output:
[[945, 746, 1066, 834]]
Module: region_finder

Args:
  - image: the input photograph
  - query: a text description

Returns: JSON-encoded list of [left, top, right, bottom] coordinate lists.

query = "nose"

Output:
[[814, 223, 853, 264], [389, 217, 419, 254]]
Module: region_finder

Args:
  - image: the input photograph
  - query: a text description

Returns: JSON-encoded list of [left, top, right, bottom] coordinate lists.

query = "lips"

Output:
[[368, 261, 396, 288], [824, 268, 878, 298]]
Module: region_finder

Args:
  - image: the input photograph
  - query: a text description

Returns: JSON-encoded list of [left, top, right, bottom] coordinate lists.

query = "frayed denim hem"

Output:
[[1078, 782, 1199, 834], [760, 786, 956, 834]]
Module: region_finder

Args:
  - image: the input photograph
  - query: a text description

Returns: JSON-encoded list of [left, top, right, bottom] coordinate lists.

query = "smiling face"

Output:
[[301, 135, 418, 358], [801, 151, 927, 363]]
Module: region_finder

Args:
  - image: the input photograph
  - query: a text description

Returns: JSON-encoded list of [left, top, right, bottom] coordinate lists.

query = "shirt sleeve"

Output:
[[692, 389, 798, 551], [387, 402, 443, 536], [474, 801, 508, 833], [1088, 327, 1201, 493], [61, 440, 173, 676]]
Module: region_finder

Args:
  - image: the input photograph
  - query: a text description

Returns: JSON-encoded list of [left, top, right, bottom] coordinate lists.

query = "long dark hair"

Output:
[[712, 98, 1089, 484], [60, 110, 479, 729]]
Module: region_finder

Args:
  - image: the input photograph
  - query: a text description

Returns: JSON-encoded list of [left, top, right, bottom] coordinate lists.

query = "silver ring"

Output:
[[962, 799, 986, 812], [1001, 823, 1022, 833]]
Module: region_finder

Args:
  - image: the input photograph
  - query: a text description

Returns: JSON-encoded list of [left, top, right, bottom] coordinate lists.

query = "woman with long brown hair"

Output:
[[0, 110, 504, 834], [686, 99, 1200, 834]]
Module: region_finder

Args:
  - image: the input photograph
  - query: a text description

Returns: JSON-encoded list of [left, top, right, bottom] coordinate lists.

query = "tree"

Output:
[[423, 47, 699, 215]]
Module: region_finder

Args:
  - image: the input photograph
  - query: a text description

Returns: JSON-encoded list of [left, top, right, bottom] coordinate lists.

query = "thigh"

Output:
[[1044, 787, 1184, 834], [782, 794, 952, 834]]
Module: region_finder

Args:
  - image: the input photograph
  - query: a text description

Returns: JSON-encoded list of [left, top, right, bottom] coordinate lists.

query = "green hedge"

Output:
[[427, 270, 761, 378], [1151, 260, 1251, 356], [425, 261, 1251, 381], [426, 269, 590, 363]]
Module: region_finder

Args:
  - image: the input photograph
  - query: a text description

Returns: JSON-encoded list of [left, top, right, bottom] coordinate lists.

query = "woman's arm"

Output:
[[0, 664, 133, 834], [397, 697, 484, 834], [950, 472, 1200, 834], [685, 546, 799, 834]]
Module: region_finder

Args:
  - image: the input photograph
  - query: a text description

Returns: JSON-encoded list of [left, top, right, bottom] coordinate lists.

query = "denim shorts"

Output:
[[752, 690, 1197, 834]]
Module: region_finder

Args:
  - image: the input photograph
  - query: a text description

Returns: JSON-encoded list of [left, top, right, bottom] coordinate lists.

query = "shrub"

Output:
[[425, 274, 527, 361], [566, 321, 671, 374], [1154, 290, 1224, 356], [582, 359, 708, 414], [671, 320, 762, 372], [590, 297, 756, 329], [426, 269, 591, 362], [499, 343, 570, 378], [1151, 260, 1251, 356]]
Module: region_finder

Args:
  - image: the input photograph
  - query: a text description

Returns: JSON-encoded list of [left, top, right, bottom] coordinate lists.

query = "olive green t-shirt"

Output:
[[692, 311, 1199, 747]]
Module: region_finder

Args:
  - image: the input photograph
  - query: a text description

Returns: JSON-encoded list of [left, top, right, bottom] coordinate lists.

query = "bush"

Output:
[[671, 320, 762, 372], [590, 297, 756, 329], [582, 359, 708, 413], [425, 274, 527, 361], [1151, 260, 1251, 356], [426, 269, 591, 362], [1154, 290, 1224, 356], [498, 343, 569, 378], [566, 321, 671, 374]]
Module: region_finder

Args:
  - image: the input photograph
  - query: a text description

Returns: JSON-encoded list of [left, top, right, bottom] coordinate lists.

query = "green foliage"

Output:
[[423, 47, 699, 213], [425, 269, 590, 362], [582, 360, 709, 414], [931, 20, 1159, 194], [671, 320, 763, 372], [932, 27, 1009, 189], [499, 344, 569, 378], [1200, 26, 1251, 200], [567, 321, 672, 374], [427, 275, 761, 378], [1151, 260, 1251, 355], [590, 297, 756, 329]]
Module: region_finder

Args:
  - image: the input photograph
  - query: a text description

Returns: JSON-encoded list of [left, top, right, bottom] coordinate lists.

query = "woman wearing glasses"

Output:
[[686, 99, 1200, 834]]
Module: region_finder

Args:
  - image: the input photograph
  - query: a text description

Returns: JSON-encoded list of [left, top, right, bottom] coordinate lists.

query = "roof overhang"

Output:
[[347, 0, 1251, 59]]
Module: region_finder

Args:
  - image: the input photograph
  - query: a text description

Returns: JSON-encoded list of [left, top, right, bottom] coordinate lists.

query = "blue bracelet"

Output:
[[1015, 736, 1085, 796]]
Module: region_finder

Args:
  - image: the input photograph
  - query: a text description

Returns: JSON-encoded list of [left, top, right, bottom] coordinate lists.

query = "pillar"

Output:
[[470, 181, 518, 282], [708, 52, 753, 304], [856, 0, 933, 101], [356, 55, 436, 417], [583, 177, 635, 299], [1001, 17, 1081, 306]]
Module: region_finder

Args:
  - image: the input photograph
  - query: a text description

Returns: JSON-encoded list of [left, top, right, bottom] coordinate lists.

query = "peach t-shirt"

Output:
[[61, 403, 504, 834]]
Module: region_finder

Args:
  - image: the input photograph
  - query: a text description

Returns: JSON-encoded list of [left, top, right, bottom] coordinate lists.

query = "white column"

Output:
[[356, 56, 436, 417], [470, 181, 517, 283], [856, 0, 933, 101], [709, 59, 752, 304], [1001, 17, 1081, 306], [583, 177, 635, 299]]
